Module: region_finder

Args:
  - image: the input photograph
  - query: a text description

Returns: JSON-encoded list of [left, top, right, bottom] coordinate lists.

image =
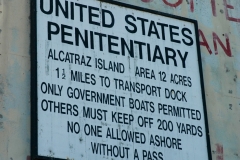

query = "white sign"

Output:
[[35, 0, 210, 159]]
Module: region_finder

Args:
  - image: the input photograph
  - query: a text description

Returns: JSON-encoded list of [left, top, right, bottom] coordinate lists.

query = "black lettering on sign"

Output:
[[158, 103, 202, 120], [169, 25, 181, 43], [111, 111, 134, 125], [134, 149, 139, 160], [137, 116, 153, 128], [157, 119, 173, 132], [124, 14, 193, 47], [88, 6, 100, 26], [67, 87, 125, 107], [152, 45, 165, 63], [91, 142, 130, 158], [157, 22, 168, 40], [41, 0, 115, 27], [71, 70, 96, 85], [135, 66, 156, 80], [95, 58, 125, 73], [165, 47, 177, 67], [75, 29, 89, 48], [158, 71, 167, 82], [48, 21, 59, 40], [84, 124, 102, 137], [83, 106, 107, 121], [94, 32, 106, 51], [125, 15, 137, 33], [47, 25, 189, 68], [55, 68, 66, 79], [149, 134, 182, 150], [134, 41, 145, 59], [40, 0, 53, 15], [121, 38, 134, 58], [41, 99, 78, 116], [176, 122, 203, 137], [41, 82, 63, 96], [99, 75, 111, 88], [55, 0, 68, 18], [47, 49, 92, 67], [75, 3, 87, 22], [182, 28, 193, 46], [137, 17, 149, 35], [67, 121, 80, 134], [177, 50, 188, 68], [165, 88, 187, 102], [108, 35, 119, 55], [142, 150, 164, 160], [148, 20, 160, 39], [170, 73, 192, 87], [129, 98, 155, 113], [113, 78, 161, 97], [102, 9, 115, 28], [61, 24, 73, 45], [106, 127, 146, 144]]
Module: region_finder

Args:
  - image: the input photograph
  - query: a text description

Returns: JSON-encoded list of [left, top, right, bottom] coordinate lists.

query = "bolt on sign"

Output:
[[31, 0, 212, 159]]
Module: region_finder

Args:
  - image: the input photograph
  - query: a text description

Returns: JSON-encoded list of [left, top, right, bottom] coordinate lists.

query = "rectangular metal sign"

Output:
[[31, 0, 211, 159]]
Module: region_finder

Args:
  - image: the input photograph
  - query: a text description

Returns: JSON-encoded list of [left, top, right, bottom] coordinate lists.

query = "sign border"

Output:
[[31, 0, 212, 159]]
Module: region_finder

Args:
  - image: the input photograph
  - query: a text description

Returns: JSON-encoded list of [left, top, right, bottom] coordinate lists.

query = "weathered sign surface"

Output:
[[33, 0, 210, 159]]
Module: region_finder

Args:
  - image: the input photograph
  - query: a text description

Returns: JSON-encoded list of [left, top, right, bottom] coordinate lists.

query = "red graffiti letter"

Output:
[[216, 144, 224, 160], [223, 0, 240, 22], [213, 32, 232, 57], [162, 0, 183, 7], [190, 0, 194, 12], [199, 29, 212, 54], [211, 0, 217, 16]]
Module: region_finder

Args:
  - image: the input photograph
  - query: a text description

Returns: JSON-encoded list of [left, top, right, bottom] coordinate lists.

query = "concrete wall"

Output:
[[0, 0, 239, 159], [0, 0, 30, 160]]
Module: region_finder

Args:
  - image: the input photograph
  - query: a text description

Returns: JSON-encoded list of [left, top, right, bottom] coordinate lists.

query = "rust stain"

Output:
[[216, 144, 224, 160]]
